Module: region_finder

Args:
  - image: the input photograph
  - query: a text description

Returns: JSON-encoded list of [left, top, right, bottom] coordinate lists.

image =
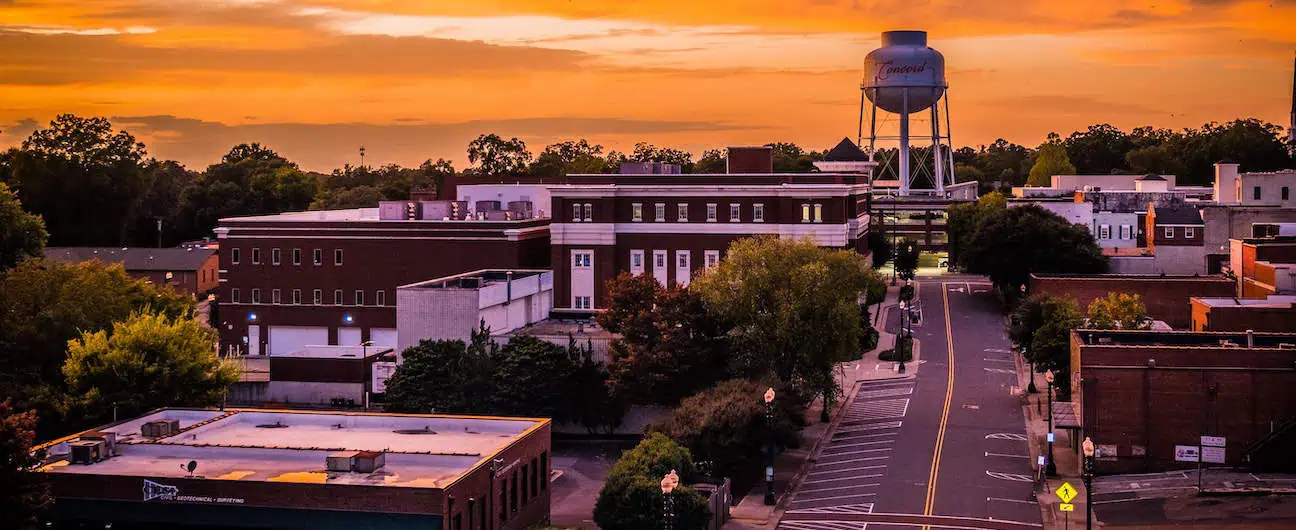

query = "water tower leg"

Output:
[[944, 94, 956, 190], [858, 84, 867, 149], [899, 88, 910, 197], [868, 90, 879, 162], [931, 97, 945, 195]]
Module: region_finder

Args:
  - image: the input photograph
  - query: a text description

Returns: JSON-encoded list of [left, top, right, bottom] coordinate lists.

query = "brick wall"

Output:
[[1030, 274, 1235, 329]]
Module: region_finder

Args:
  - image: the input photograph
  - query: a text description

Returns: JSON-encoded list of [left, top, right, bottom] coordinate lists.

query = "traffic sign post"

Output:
[[1060, 503, 1075, 511], [1196, 436, 1226, 491], [1055, 482, 1078, 503]]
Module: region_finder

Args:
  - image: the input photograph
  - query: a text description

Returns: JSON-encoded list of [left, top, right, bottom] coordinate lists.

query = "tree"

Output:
[[1, 115, 149, 246], [62, 311, 237, 427], [650, 379, 805, 480], [867, 231, 893, 269], [174, 143, 311, 240], [0, 259, 194, 436], [310, 186, 387, 209], [1027, 134, 1077, 187], [126, 160, 197, 247], [1086, 292, 1152, 330], [383, 325, 495, 414], [1125, 144, 1186, 177], [947, 192, 1006, 269], [596, 272, 664, 346], [1026, 296, 1083, 400], [467, 134, 532, 177], [594, 433, 711, 530], [630, 142, 693, 171], [768, 142, 817, 172], [694, 149, 726, 174], [691, 237, 871, 417], [1063, 124, 1134, 175], [0, 182, 46, 270], [894, 238, 920, 281], [1007, 294, 1049, 350], [530, 140, 607, 177], [962, 205, 1106, 299], [491, 335, 581, 421], [0, 400, 50, 528]]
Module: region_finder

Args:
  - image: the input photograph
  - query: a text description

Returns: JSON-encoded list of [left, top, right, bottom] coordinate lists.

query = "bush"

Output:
[[860, 328, 880, 352], [899, 284, 915, 302], [594, 433, 711, 530], [877, 337, 912, 362], [649, 379, 805, 481]]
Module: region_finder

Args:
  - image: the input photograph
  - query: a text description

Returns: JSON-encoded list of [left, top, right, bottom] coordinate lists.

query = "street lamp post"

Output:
[[1026, 347, 1037, 393], [1082, 437, 1095, 530], [1045, 370, 1057, 476], [897, 301, 908, 374], [763, 388, 777, 506], [660, 472, 676, 530]]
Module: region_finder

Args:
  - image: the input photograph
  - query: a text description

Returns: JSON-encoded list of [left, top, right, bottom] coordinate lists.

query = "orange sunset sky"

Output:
[[1, 0, 1293, 171]]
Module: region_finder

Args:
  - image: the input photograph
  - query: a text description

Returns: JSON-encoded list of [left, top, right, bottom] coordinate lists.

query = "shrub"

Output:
[[877, 337, 913, 362], [594, 433, 711, 530], [649, 379, 805, 481]]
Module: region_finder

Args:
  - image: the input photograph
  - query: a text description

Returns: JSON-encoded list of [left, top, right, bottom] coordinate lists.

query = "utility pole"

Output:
[[359, 145, 367, 169]]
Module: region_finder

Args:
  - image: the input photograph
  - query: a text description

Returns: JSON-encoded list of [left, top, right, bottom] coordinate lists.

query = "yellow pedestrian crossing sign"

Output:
[[1055, 482, 1078, 503], [1059, 503, 1075, 512]]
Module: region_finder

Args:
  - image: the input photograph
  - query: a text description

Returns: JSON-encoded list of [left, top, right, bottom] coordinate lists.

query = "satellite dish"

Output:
[[187, 460, 198, 474]]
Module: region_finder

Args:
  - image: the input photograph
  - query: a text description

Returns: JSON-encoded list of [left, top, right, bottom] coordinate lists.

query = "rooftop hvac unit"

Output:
[[378, 201, 411, 220], [353, 451, 386, 473], [326, 451, 358, 472], [81, 431, 118, 457], [485, 210, 512, 221], [419, 200, 452, 221], [142, 419, 180, 438], [406, 201, 418, 220], [507, 201, 534, 220], [69, 440, 106, 465], [476, 200, 502, 213], [1278, 343, 1296, 349]]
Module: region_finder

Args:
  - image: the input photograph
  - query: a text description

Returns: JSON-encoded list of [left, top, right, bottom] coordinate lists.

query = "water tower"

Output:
[[859, 30, 955, 196]]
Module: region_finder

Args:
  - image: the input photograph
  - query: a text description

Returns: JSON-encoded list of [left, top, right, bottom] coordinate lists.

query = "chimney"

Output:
[[1213, 161, 1240, 204], [725, 146, 774, 174]]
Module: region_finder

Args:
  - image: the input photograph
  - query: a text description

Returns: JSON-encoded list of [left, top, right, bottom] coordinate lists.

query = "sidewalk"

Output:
[[1015, 339, 1094, 529], [727, 285, 917, 528]]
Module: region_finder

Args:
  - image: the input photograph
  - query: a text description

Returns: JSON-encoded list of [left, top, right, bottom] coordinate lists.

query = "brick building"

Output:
[[1189, 295, 1296, 332], [33, 408, 552, 529], [546, 149, 873, 310], [215, 207, 549, 357], [1070, 329, 1296, 474], [45, 246, 219, 297], [1029, 273, 1235, 329], [1145, 204, 1206, 274], [1230, 234, 1296, 298]]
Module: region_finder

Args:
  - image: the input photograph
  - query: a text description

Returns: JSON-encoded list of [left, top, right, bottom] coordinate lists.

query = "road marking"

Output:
[[824, 440, 895, 451], [785, 503, 874, 515], [985, 452, 1030, 460], [799, 482, 883, 495], [777, 521, 866, 530], [984, 367, 1016, 375], [982, 357, 1013, 363], [813, 456, 891, 467], [924, 281, 956, 518], [985, 433, 1028, 441], [858, 386, 915, 399], [983, 348, 1011, 353], [803, 473, 886, 485], [793, 492, 878, 503], [819, 448, 893, 461], [832, 432, 897, 441], [835, 421, 903, 432], [987, 497, 1038, 505], [986, 471, 1035, 482]]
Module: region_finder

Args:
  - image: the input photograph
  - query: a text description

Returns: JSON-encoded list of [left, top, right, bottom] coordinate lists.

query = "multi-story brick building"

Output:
[[1029, 273, 1235, 329], [546, 150, 873, 310], [1189, 295, 1296, 332], [1230, 233, 1296, 298], [1070, 329, 1296, 474], [215, 206, 549, 356]]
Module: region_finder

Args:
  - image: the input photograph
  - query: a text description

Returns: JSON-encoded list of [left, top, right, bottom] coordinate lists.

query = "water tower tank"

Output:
[[863, 30, 946, 114]]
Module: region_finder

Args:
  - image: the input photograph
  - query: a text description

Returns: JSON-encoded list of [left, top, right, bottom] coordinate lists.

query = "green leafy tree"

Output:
[[768, 142, 817, 172], [1027, 296, 1083, 400], [1027, 134, 1077, 187], [894, 238, 920, 281], [467, 134, 532, 177], [0, 400, 50, 528], [947, 192, 1006, 269], [1124, 144, 1186, 177], [491, 335, 581, 421], [310, 186, 387, 209], [962, 204, 1106, 299], [867, 231, 893, 269], [175, 143, 311, 240], [1007, 294, 1049, 350], [126, 160, 197, 247], [1086, 292, 1152, 330], [650, 379, 805, 480], [691, 236, 871, 417], [383, 324, 495, 414], [530, 140, 607, 177], [594, 433, 710, 530], [630, 142, 694, 172], [63, 311, 237, 427], [0, 182, 46, 270], [1062, 124, 1134, 175], [1, 115, 148, 246], [694, 149, 726, 174]]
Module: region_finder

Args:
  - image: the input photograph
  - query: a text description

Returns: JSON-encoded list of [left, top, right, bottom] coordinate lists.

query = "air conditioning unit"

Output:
[[326, 451, 358, 472], [81, 431, 118, 457], [69, 440, 106, 465], [353, 451, 386, 473], [142, 419, 180, 438]]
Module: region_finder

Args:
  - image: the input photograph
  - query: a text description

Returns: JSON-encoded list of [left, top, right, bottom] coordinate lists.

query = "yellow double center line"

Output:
[[923, 282, 957, 520]]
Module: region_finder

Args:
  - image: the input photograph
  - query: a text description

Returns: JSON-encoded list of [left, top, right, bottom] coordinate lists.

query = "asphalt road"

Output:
[[780, 279, 1043, 530]]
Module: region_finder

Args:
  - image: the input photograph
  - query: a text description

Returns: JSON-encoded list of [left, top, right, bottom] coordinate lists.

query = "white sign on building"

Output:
[[372, 361, 397, 394], [1174, 445, 1200, 462]]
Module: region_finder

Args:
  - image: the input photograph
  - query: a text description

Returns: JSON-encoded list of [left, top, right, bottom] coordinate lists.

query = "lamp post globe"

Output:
[[661, 473, 676, 530], [1082, 437, 1096, 530], [763, 389, 777, 505], [1045, 370, 1056, 476]]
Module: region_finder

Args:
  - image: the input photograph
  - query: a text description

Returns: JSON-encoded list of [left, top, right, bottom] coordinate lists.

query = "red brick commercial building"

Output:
[[1189, 295, 1296, 332], [215, 208, 549, 357], [1029, 273, 1235, 329], [547, 149, 873, 310], [45, 246, 219, 297], [34, 408, 551, 530], [1229, 235, 1296, 298], [1070, 329, 1296, 475]]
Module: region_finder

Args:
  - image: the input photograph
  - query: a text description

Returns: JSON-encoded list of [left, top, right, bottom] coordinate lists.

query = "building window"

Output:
[[334, 289, 343, 305], [231, 248, 240, 265], [1099, 225, 1111, 240], [654, 251, 666, 268], [376, 290, 386, 306], [334, 249, 343, 265], [1254, 186, 1262, 201], [632, 203, 643, 222], [252, 288, 261, 304], [292, 248, 302, 266], [272, 289, 281, 304], [1164, 226, 1174, 239], [814, 204, 823, 223], [291, 289, 301, 305], [313, 289, 322, 305], [678, 203, 689, 222], [271, 248, 281, 265], [630, 249, 645, 275], [730, 203, 741, 222], [573, 252, 591, 268], [1283, 187, 1290, 201], [571, 203, 581, 221], [355, 290, 364, 306], [801, 204, 810, 222], [655, 203, 666, 222], [705, 250, 720, 268], [706, 203, 717, 222], [1120, 225, 1132, 240], [753, 203, 765, 222], [583, 203, 592, 222], [231, 288, 241, 303], [1185, 227, 1195, 238], [677, 251, 689, 269], [252, 248, 262, 264], [313, 249, 322, 265], [573, 296, 592, 309]]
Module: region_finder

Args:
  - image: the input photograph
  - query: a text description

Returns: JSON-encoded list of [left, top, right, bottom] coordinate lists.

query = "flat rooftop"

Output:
[[500, 317, 615, 340], [220, 208, 547, 224], [1032, 273, 1229, 281], [36, 409, 546, 489], [401, 269, 550, 290], [274, 345, 396, 359], [1191, 295, 1296, 308], [1075, 329, 1296, 349]]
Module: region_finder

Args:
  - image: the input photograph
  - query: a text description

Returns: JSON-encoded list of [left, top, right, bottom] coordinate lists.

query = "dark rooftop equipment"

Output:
[[726, 146, 774, 174], [619, 162, 682, 175]]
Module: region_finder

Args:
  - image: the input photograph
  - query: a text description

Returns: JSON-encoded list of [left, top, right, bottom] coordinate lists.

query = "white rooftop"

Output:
[[275, 344, 395, 359], [38, 409, 546, 489], [1192, 295, 1296, 308]]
